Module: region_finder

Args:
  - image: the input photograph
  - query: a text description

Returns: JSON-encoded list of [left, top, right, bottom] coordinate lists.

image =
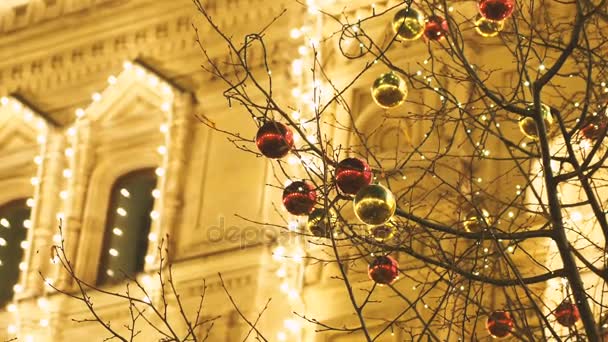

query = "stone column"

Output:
[[155, 92, 194, 260], [20, 127, 66, 297], [57, 120, 95, 288]]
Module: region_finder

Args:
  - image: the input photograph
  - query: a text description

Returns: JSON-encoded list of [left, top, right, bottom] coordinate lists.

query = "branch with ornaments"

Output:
[[191, 0, 608, 340]]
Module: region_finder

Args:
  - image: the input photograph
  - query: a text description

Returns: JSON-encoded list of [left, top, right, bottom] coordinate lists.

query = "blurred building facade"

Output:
[[0, 0, 595, 341]]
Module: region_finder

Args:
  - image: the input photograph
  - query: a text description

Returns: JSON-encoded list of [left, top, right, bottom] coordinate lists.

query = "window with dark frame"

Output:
[[97, 169, 157, 285], [0, 199, 31, 308]]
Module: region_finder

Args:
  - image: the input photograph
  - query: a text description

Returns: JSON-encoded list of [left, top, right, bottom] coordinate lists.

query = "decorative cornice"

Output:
[[0, 0, 296, 125]]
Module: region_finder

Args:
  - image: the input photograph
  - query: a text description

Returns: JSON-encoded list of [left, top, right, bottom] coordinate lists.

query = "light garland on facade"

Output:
[[2, 61, 180, 339], [271, 1, 327, 340], [0, 96, 49, 337]]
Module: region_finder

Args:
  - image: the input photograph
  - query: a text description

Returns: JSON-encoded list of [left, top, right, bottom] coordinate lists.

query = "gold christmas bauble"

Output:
[[307, 208, 337, 238], [475, 15, 504, 38], [371, 72, 408, 109], [462, 208, 493, 232], [368, 220, 396, 241], [354, 184, 397, 226], [519, 103, 554, 140], [392, 8, 425, 41]]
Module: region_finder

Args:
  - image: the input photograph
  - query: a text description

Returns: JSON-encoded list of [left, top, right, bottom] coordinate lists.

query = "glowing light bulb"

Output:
[[148, 75, 159, 87], [116, 207, 127, 216], [273, 246, 286, 260], [18, 262, 27, 271], [75, 108, 85, 118], [109, 248, 119, 257], [92, 92, 102, 102], [108, 75, 117, 85], [155, 168, 165, 177], [112, 228, 123, 236], [1, 218, 10, 228], [290, 28, 301, 39], [148, 232, 158, 242], [135, 67, 145, 78], [157, 145, 167, 155], [150, 211, 160, 220], [120, 188, 130, 198], [152, 189, 161, 198], [288, 289, 299, 299], [284, 319, 301, 333]]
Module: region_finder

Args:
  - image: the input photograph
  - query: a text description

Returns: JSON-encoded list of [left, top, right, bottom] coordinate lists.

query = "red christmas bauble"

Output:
[[335, 158, 372, 195], [478, 0, 515, 21], [555, 301, 580, 327], [368, 255, 399, 285], [255, 121, 294, 159], [486, 311, 514, 338], [581, 115, 608, 141], [282, 180, 317, 216], [424, 16, 448, 41]]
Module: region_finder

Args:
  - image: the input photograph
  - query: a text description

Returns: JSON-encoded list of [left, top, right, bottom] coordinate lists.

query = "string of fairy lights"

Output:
[[0, 96, 48, 340], [269, 1, 328, 340], [3, 61, 177, 339]]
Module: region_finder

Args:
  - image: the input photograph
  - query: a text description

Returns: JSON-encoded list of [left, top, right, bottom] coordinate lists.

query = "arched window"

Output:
[[0, 199, 31, 307], [97, 169, 157, 285]]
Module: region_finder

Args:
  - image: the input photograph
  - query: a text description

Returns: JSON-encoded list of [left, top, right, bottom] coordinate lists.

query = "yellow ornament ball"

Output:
[[371, 72, 408, 109], [354, 184, 397, 226], [519, 103, 554, 140], [475, 15, 504, 38], [392, 8, 425, 41], [462, 208, 493, 232], [307, 208, 337, 238]]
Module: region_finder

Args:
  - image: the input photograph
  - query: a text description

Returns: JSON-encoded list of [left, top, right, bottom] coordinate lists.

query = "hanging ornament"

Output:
[[371, 72, 408, 109], [580, 114, 608, 141], [282, 180, 317, 216], [255, 121, 294, 158], [486, 311, 515, 338], [462, 208, 493, 232], [335, 157, 373, 195], [306, 207, 337, 238], [475, 15, 504, 37], [354, 184, 397, 225], [518, 103, 554, 140], [478, 0, 515, 21], [392, 7, 425, 41], [368, 255, 399, 285], [554, 300, 580, 327], [423, 16, 448, 41], [368, 220, 396, 241]]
